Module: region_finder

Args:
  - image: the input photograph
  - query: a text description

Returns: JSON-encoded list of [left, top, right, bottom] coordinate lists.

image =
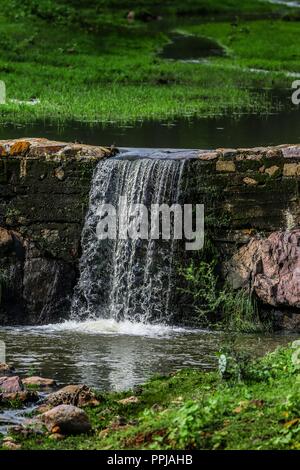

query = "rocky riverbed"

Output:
[[0, 361, 100, 448]]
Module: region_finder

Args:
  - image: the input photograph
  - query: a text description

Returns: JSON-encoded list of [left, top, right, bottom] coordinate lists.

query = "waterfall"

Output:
[[72, 156, 185, 324]]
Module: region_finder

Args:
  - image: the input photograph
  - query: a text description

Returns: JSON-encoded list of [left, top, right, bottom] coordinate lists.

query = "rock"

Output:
[[49, 432, 65, 441], [243, 177, 258, 186], [41, 404, 91, 435], [217, 148, 237, 159], [0, 376, 23, 393], [110, 415, 127, 428], [36, 404, 52, 414], [197, 151, 219, 161], [227, 230, 300, 310], [10, 140, 30, 156], [265, 165, 280, 177], [282, 145, 300, 158], [22, 376, 56, 388], [0, 363, 15, 376], [0, 390, 39, 404], [53, 167, 65, 181], [273, 311, 300, 331], [0, 227, 13, 254], [118, 396, 139, 405], [22, 257, 77, 324], [2, 437, 21, 450], [11, 419, 45, 437], [127, 10, 135, 22], [283, 163, 300, 177], [46, 384, 98, 407], [226, 238, 261, 290], [216, 161, 236, 173], [265, 148, 282, 159]]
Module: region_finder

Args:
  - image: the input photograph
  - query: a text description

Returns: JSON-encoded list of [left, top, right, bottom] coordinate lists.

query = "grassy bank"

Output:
[[2, 343, 299, 450], [185, 19, 300, 73], [0, 0, 298, 124]]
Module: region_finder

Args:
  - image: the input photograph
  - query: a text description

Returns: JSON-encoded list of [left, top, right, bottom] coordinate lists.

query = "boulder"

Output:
[[41, 404, 91, 435], [46, 384, 98, 407], [227, 230, 300, 309], [0, 363, 15, 376], [118, 396, 139, 405], [2, 437, 22, 450], [22, 376, 56, 388], [0, 376, 23, 393], [0, 390, 39, 405], [12, 419, 45, 437]]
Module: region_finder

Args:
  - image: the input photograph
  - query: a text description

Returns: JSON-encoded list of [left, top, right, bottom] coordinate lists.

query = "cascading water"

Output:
[[72, 154, 185, 324]]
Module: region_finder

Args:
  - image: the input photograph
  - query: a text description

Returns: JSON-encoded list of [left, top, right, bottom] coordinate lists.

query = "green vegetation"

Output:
[[3, 344, 299, 450], [185, 19, 300, 73], [0, 0, 298, 124], [179, 259, 265, 332]]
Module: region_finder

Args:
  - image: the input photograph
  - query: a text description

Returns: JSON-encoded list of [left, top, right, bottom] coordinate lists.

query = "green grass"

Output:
[[185, 19, 300, 73], [0, 0, 297, 125], [2, 344, 299, 450]]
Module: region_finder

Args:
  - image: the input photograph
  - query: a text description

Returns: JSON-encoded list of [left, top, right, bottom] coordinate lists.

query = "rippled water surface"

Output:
[[0, 320, 296, 392], [1, 109, 300, 149]]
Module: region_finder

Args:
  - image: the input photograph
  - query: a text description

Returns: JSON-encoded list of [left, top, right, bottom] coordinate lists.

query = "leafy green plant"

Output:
[[179, 259, 266, 332], [168, 395, 229, 449], [25, 366, 39, 377], [217, 338, 253, 382]]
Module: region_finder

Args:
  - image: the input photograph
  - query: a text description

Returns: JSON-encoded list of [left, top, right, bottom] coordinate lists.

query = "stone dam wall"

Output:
[[0, 138, 300, 329]]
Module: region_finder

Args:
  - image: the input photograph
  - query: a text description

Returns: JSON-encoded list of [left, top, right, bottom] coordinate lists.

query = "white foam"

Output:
[[29, 318, 197, 338]]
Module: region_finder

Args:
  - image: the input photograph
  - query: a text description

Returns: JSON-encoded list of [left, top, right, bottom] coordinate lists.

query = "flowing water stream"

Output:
[[0, 154, 297, 405], [1, 14, 300, 432], [72, 157, 185, 323]]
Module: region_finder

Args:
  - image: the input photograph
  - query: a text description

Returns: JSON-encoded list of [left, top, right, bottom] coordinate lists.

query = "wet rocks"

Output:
[[265, 165, 280, 177], [12, 418, 45, 437], [283, 163, 300, 177], [48, 432, 65, 441], [216, 160, 236, 172], [227, 230, 300, 311], [0, 376, 40, 404], [0, 228, 13, 255], [273, 311, 300, 331], [0, 138, 116, 161], [0, 376, 23, 393], [46, 384, 99, 407], [22, 257, 77, 324], [1, 138, 300, 329], [243, 177, 258, 186], [197, 151, 219, 161], [22, 376, 56, 389], [41, 404, 91, 434], [0, 390, 39, 405], [118, 396, 139, 405], [0, 363, 15, 376], [2, 436, 22, 450], [0, 138, 118, 325]]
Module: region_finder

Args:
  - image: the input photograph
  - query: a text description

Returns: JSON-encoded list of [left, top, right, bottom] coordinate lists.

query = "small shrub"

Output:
[[179, 260, 266, 332]]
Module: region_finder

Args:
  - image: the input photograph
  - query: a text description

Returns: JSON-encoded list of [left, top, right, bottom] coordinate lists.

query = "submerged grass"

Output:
[[0, 0, 297, 125], [3, 344, 299, 450]]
